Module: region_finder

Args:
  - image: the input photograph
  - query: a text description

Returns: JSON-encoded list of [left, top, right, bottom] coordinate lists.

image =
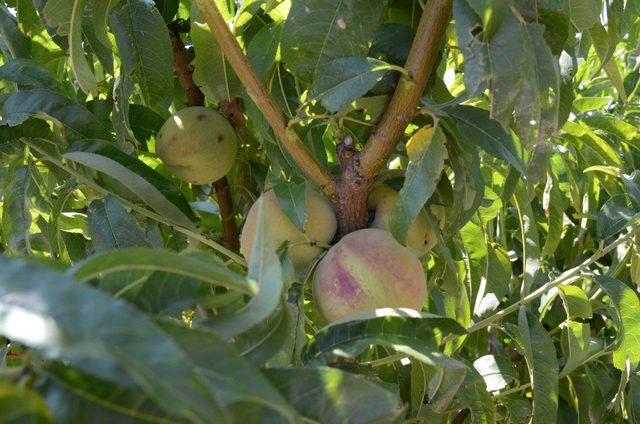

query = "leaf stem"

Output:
[[194, 0, 337, 199]]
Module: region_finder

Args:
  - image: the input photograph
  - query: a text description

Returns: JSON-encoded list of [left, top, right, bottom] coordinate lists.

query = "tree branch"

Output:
[[170, 30, 240, 252], [358, 0, 453, 177], [194, 0, 338, 199], [466, 220, 640, 334]]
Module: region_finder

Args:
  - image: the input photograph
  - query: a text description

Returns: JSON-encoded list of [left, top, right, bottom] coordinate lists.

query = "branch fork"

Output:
[[195, 0, 452, 234]]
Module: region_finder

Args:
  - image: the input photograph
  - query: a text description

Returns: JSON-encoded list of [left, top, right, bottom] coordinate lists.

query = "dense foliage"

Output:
[[1, 0, 640, 422]]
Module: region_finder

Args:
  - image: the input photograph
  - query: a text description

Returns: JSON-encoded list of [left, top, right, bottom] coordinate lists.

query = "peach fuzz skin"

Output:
[[312, 228, 427, 323]]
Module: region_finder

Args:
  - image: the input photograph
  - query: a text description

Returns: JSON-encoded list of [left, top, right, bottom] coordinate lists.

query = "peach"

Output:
[[156, 107, 237, 184], [240, 189, 337, 269], [367, 185, 444, 256], [313, 228, 427, 322]]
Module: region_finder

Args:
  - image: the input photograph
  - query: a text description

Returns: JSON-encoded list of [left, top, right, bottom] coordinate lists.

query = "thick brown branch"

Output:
[[170, 30, 240, 252], [358, 0, 453, 177], [194, 0, 338, 199], [170, 32, 205, 107], [334, 0, 453, 233]]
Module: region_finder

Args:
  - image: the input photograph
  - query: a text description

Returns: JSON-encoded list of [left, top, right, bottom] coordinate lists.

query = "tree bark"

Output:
[[170, 30, 240, 252]]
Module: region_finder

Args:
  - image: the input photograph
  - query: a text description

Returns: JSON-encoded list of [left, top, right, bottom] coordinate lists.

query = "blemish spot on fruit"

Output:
[[197, 114, 206, 121], [217, 134, 224, 142]]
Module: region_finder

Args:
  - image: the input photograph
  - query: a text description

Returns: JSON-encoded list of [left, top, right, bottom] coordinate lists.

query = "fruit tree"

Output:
[[1, 0, 640, 422]]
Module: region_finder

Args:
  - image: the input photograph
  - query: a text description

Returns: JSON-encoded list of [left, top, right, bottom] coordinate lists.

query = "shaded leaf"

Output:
[[64, 151, 195, 229], [86, 195, 150, 252], [302, 309, 467, 369], [0, 58, 59, 89], [0, 89, 111, 139], [70, 247, 256, 294], [204, 195, 283, 338], [518, 307, 559, 424], [390, 125, 446, 244], [263, 367, 405, 423], [110, 0, 173, 106], [281, 0, 384, 84], [313, 57, 392, 113], [0, 256, 229, 422], [0, 382, 52, 423]]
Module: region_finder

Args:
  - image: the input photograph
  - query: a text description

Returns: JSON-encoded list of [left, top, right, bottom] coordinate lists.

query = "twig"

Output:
[[467, 221, 640, 334], [170, 29, 240, 252], [194, 0, 338, 198]]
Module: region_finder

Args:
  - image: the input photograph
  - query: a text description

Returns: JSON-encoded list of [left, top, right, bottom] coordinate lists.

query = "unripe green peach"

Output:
[[312, 228, 427, 322], [156, 107, 237, 184], [367, 185, 444, 256], [240, 189, 337, 269]]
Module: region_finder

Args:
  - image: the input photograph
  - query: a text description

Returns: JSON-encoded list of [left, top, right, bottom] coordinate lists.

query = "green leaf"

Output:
[[281, 0, 384, 84], [472, 354, 517, 392], [204, 195, 283, 338], [302, 309, 467, 369], [246, 22, 283, 82], [518, 307, 559, 424], [46, 0, 99, 94], [455, 369, 496, 423], [569, 0, 601, 31], [70, 247, 256, 295], [64, 151, 195, 229], [86, 195, 150, 252], [562, 120, 622, 168], [582, 115, 638, 142], [71, 140, 195, 221], [558, 285, 592, 319], [2, 166, 34, 254], [190, 4, 241, 103], [0, 3, 31, 59], [263, 367, 405, 423], [110, 0, 173, 106], [0, 382, 53, 423], [313, 57, 392, 113], [447, 105, 524, 173], [0, 89, 111, 139], [465, 0, 509, 39], [0, 255, 229, 422], [235, 305, 293, 365], [154, 0, 178, 22], [0, 58, 59, 89], [560, 321, 602, 377], [572, 96, 612, 113], [390, 125, 446, 244], [595, 276, 640, 370], [159, 322, 299, 422], [597, 194, 636, 243], [541, 175, 565, 256], [272, 181, 307, 232], [41, 364, 174, 423], [428, 367, 468, 414]]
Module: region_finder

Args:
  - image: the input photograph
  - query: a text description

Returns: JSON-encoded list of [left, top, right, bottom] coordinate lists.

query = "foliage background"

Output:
[[0, 0, 640, 422]]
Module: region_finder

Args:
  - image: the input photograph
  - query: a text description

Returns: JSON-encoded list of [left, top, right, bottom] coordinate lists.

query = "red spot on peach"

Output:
[[217, 134, 224, 142], [197, 114, 206, 121]]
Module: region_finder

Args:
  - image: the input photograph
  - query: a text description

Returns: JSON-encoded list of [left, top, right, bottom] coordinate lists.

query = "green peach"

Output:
[[313, 228, 427, 322], [240, 189, 337, 269], [156, 106, 237, 184], [367, 185, 444, 256]]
